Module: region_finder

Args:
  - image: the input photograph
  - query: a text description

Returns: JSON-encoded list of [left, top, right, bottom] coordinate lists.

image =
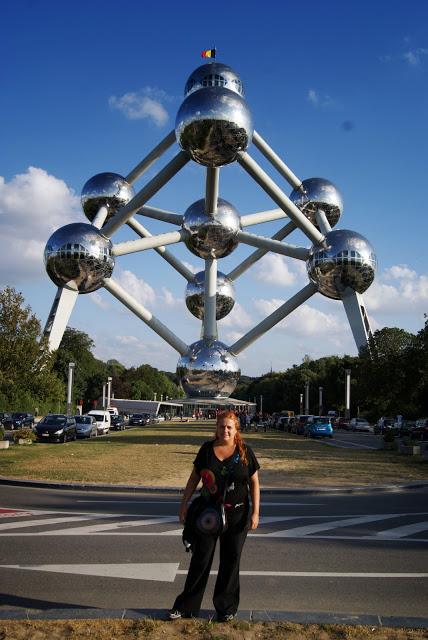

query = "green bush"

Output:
[[12, 427, 36, 444]]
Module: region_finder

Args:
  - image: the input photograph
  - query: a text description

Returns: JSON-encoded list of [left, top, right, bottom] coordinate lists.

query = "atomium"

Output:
[[307, 229, 377, 300], [185, 271, 235, 320], [290, 178, 343, 230], [81, 172, 135, 223], [177, 339, 240, 398], [44, 223, 114, 293], [43, 58, 378, 401], [182, 198, 241, 259]]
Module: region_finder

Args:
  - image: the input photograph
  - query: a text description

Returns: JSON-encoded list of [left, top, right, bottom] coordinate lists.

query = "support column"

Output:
[[203, 258, 218, 340]]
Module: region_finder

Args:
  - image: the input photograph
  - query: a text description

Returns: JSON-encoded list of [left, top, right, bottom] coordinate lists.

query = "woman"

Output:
[[170, 410, 260, 622]]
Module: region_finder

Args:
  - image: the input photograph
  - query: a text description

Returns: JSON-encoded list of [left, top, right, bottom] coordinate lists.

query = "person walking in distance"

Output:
[[169, 410, 260, 622]]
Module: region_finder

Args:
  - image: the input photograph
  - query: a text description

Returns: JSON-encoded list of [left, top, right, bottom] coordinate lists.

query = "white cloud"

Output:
[[253, 253, 303, 287], [108, 87, 169, 126], [384, 264, 417, 280], [95, 334, 178, 371], [365, 264, 428, 314], [402, 48, 428, 65], [159, 286, 184, 309], [115, 270, 156, 307], [0, 167, 81, 284], [183, 261, 199, 275], [219, 301, 252, 329], [307, 89, 335, 109], [253, 298, 344, 337], [90, 292, 111, 310]]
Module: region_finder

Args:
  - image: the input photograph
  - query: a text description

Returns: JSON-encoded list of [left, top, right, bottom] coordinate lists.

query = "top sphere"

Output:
[[81, 173, 135, 224], [184, 63, 244, 97], [307, 229, 376, 300], [290, 178, 343, 230]]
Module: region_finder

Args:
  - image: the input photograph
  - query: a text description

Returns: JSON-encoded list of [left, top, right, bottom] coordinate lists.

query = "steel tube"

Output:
[[228, 221, 296, 281], [113, 229, 187, 256], [103, 151, 190, 238], [126, 217, 195, 281], [203, 258, 218, 340], [230, 282, 318, 355], [315, 209, 332, 235], [137, 205, 183, 226], [252, 130, 303, 191], [240, 208, 288, 227], [237, 230, 309, 260], [126, 130, 176, 184], [237, 152, 325, 246], [205, 167, 219, 214], [92, 206, 108, 230], [103, 277, 188, 356]]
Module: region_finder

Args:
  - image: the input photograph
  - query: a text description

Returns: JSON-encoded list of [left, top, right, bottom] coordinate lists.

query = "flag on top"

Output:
[[201, 48, 216, 59]]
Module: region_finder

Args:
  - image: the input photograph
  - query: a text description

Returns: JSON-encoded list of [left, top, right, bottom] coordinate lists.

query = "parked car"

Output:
[[411, 418, 428, 441], [374, 417, 394, 435], [111, 414, 126, 431], [336, 417, 350, 430], [277, 416, 294, 432], [74, 414, 98, 439], [304, 416, 333, 439], [35, 414, 77, 443], [4, 412, 34, 430], [398, 420, 416, 438], [129, 413, 151, 426], [0, 412, 11, 425], [292, 415, 314, 435], [349, 418, 371, 432], [87, 410, 111, 435]]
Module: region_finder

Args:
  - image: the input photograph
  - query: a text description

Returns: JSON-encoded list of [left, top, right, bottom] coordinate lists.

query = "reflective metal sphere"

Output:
[[184, 63, 245, 97], [290, 178, 343, 229], [44, 223, 115, 293], [185, 271, 235, 320], [81, 173, 135, 223], [175, 87, 253, 167], [176, 339, 240, 398], [182, 198, 241, 259], [307, 229, 376, 300]]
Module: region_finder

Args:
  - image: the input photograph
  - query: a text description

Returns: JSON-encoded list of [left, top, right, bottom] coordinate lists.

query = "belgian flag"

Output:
[[201, 48, 216, 59]]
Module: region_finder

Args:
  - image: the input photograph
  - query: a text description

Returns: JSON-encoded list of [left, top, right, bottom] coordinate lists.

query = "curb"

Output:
[[0, 607, 427, 629], [1, 476, 428, 495]]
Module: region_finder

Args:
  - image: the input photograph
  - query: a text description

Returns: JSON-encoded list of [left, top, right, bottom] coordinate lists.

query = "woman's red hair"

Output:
[[216, 410, 248, 465]]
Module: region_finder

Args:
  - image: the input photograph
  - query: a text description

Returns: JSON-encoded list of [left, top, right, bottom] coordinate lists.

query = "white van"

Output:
[[87, 410, 111, 435], [107, 407, 119, 416]]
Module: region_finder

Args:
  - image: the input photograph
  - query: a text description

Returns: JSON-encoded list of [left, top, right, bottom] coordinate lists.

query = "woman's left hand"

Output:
[[249, 512, 259, 530]]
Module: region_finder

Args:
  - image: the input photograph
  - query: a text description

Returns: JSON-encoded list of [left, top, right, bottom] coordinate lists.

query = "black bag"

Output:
[[182, 497, 227, 552]]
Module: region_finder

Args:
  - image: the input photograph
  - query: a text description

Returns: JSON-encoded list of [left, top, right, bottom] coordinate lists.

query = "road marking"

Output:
[[1, 564, 427, 581], [267, 514, 401, 537], [38, 516, 178, 535], [0, 515, 95, 531], [75, 500, 324, 506], [376, 521, 428, 538]]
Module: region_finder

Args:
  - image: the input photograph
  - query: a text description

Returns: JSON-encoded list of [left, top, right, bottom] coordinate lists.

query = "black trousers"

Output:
[[173, 507, 248, 617]]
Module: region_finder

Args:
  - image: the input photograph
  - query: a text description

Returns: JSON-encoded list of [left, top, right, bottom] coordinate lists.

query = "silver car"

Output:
[[74, 415, 98, 439]]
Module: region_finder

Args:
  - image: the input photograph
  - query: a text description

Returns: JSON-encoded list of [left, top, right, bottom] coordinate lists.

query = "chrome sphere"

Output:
[[184, 63, 245, 97], [182, 198, 241, 259], [176, 339, 240, 398], [185, 271, 235, 320], [81, 172, 135, 223], [290, 178, 343, 229], [307, 229, 376, 300], [175, 87, 253, 167], [44, 223, 114, 293]]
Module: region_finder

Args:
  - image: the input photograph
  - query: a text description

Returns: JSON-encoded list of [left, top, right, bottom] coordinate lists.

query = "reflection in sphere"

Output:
[[44, 223, 114, 293], [177, 339, 240, 398], [182, 198, 241, 259], [184, 63, 245, 97], [175, 87, 253, 167], [290, 178, 343, 229], [307, 229, 376, 300], [185, 271, 235, 320], [81, 173, 135, 223]]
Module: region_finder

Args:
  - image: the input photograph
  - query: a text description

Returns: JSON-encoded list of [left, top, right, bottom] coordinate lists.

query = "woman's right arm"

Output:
[[179, 467, 200, 524]]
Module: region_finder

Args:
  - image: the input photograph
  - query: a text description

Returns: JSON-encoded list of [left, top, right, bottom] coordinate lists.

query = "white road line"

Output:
[[36, 516, 179, 536], [0, 515, 95, 531], [177, 570, 428, 578], [267, 514, 400, 537], [376, 521, 428, 538], [75, 500, 324, 506]]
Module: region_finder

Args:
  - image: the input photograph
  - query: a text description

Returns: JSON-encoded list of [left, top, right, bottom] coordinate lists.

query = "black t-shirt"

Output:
[[193, 441, 260, 507]]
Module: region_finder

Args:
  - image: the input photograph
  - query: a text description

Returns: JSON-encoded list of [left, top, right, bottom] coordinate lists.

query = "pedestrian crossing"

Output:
[[1, 508, 428, 541]]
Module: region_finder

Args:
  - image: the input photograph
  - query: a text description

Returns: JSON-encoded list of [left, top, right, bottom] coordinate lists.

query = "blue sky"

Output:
[[1, 0, 427, 377]]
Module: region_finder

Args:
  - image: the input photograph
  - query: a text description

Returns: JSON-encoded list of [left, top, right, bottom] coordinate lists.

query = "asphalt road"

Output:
[[0, 483, 427, 623]]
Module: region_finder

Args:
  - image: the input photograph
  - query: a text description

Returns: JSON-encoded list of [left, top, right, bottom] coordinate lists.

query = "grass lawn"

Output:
[[0, 421, 426, 488]]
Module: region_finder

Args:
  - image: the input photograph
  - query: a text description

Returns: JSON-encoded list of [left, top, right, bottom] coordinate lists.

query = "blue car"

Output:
[[304, 416, 333, 439]]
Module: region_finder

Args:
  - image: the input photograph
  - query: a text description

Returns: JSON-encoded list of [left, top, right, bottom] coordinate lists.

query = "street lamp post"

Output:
[[66, 362, 75, 416], [345, 369, 351, 420], [304, 381, 310, 414], [299, 393, 303, 415], [260, 395, 263, 416], [107, 377, 112, 409], [102, 384, 106, 410], [319, 386, 323, 416]]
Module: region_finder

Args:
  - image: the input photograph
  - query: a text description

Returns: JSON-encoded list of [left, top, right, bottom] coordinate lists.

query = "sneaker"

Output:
[[168, 609, 182, 620], [218, 613, 236, 622]]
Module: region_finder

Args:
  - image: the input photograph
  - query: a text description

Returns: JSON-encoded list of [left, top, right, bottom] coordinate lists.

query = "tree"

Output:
[[0, 287, 64, 410]]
